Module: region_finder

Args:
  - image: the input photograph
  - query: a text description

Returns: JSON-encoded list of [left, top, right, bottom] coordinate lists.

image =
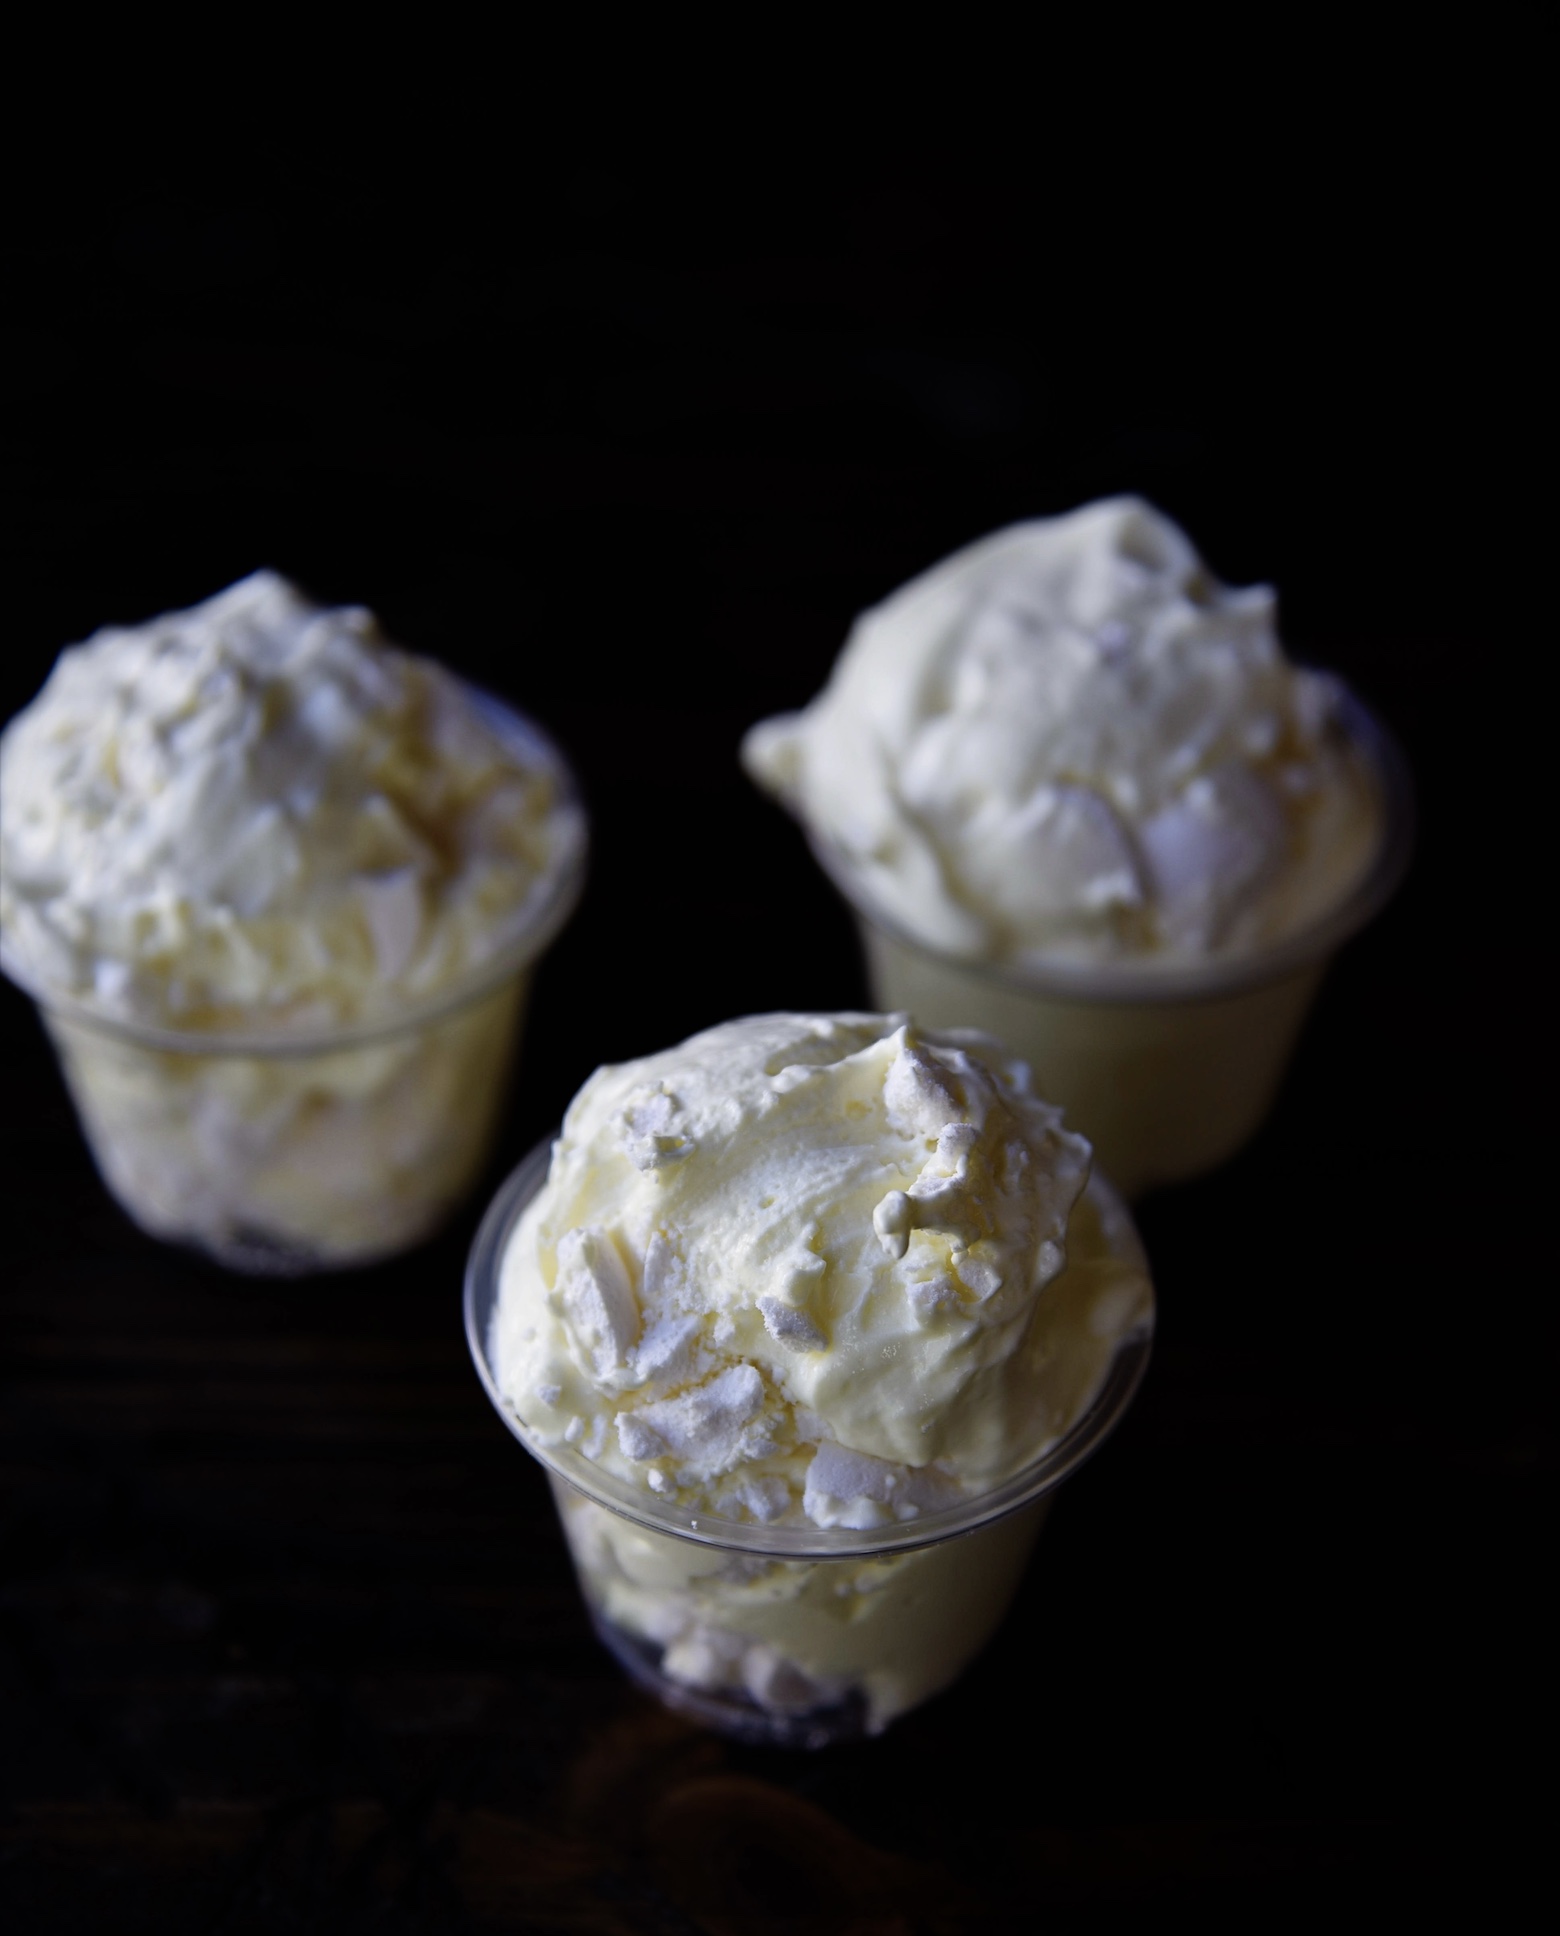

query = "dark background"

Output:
[[1, 141, 1546, 1932]]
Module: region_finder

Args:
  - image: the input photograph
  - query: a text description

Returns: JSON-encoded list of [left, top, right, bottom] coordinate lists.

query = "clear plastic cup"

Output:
[[809, 689, 1413, 1198], [464, 1138, 1154, 1748], [1, 697, 586, 1275]]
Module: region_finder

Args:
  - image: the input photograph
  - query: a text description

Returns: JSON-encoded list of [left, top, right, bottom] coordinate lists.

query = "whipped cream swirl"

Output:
[[744, 498, 1379, 967]]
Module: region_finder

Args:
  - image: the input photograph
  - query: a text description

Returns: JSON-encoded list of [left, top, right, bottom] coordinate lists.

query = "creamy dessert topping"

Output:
[[0, 570, 582, 1030], [744, 497, 1379, 967], [493, 1012, 1150, 1530]]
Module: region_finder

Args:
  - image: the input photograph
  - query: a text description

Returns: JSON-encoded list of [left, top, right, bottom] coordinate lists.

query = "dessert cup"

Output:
[[465, 1138, 1153, 1748], [811, 690, 1412, 1198], [2, 697, 586, 1275]]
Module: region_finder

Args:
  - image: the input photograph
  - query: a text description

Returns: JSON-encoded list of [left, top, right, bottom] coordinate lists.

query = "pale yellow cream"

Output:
[[0, 572, 584, 1269], [493, 1012, 1150, 1527], [744, 497, 1379, 969], [492, 1011, 1150, 1730], [0, 570, 582, 1032]]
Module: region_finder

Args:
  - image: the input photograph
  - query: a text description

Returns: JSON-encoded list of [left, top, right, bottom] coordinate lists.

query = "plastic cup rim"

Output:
[[463, 1133, 1155, 1561], [0, 687, 588, 1059], [803, 682, 1414, 1009]]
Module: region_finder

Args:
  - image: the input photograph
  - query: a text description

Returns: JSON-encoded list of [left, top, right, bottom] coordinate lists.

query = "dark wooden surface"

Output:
[[2, 155, 1543, 1931]]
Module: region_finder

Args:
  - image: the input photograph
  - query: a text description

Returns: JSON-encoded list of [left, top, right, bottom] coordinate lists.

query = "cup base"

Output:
[[178, 1220, 430, 1278], [196, 1223, 332, 1278], [589, 1609, 875, 1751]]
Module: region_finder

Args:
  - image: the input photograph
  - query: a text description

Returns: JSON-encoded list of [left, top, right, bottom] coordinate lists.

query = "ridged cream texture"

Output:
[[743, 497, 1380, 966], [0, 571, 581, 1030], [493, 1013, 1151, 1531]]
